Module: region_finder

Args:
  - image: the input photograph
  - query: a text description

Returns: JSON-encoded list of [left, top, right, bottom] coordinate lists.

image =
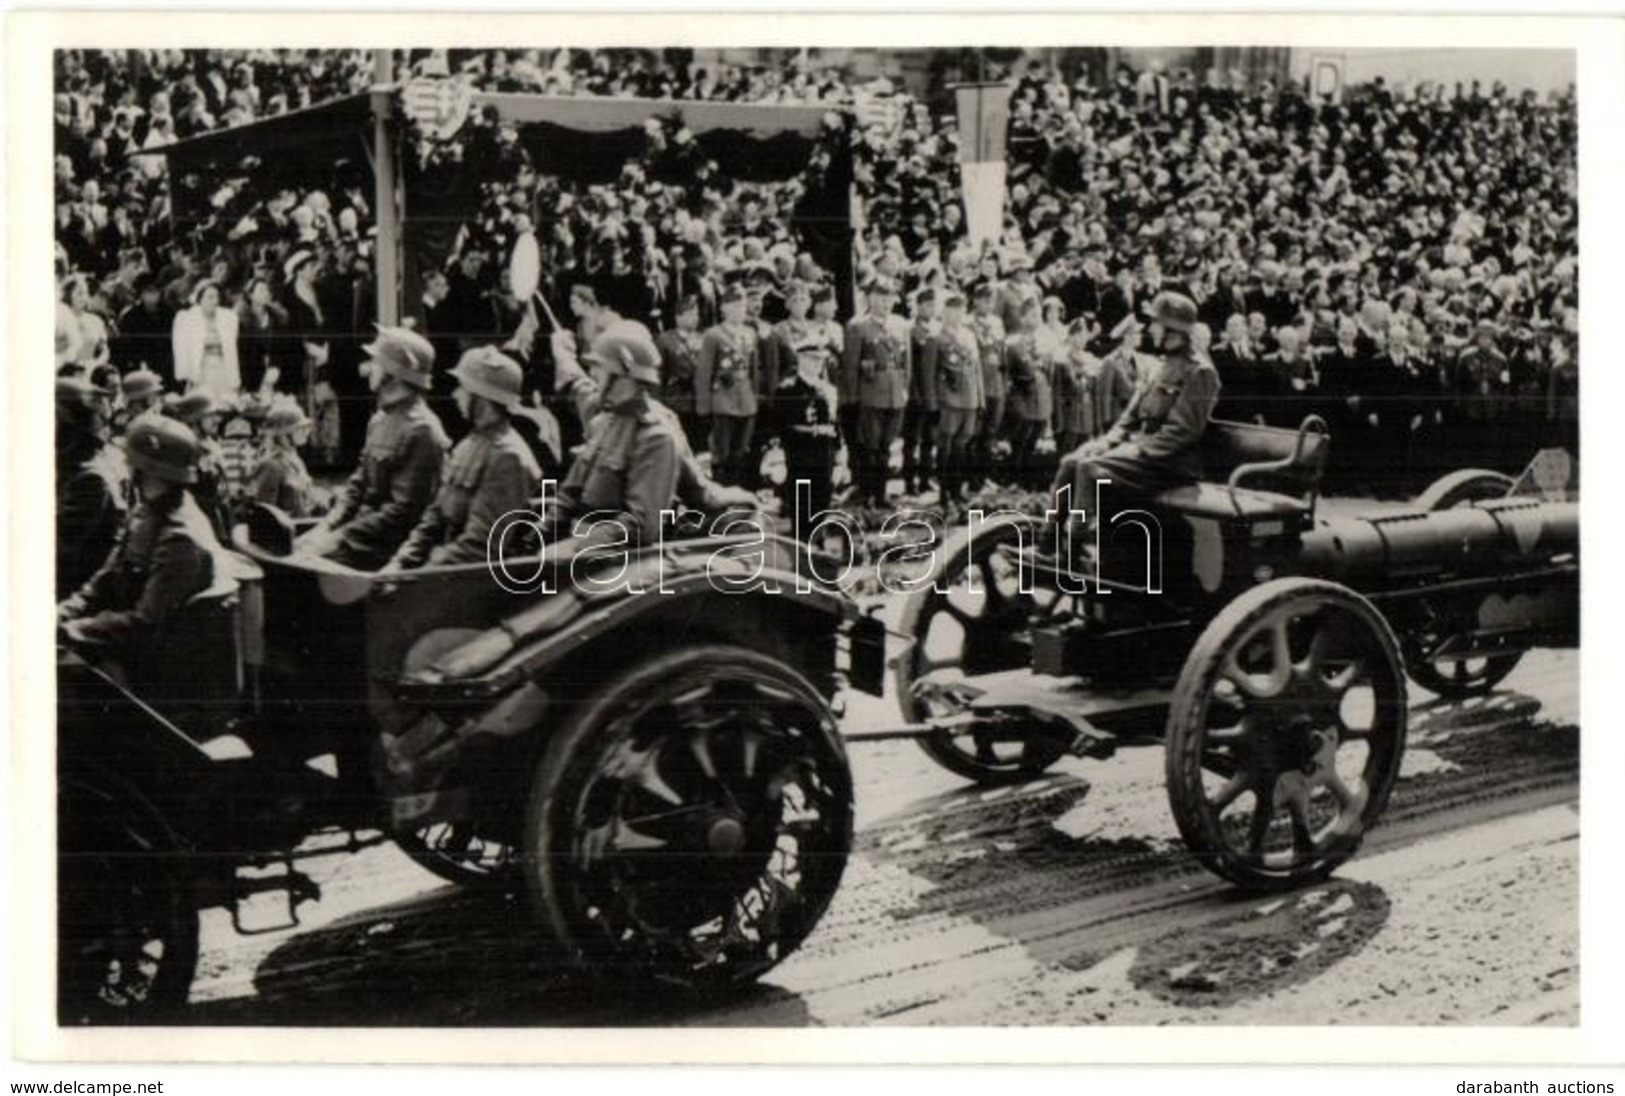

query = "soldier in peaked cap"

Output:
[[842, 276, 913, 505], [59, 416, 233, 666], [922, 290, 985, 504], [296, 326, 449, 570], [386, 347, 542, 571], [772, 335, 841, 537], [1050, 293, 1220, 549], [696, 283, 762, 486]]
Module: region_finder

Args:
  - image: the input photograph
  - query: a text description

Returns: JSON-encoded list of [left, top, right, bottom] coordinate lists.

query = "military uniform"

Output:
[[970, 310, 1009, 481], [324, 399, 449, 570], [773, 370, 840, 536], [57, 444, 128, 600], [59, 487, 223, 656], [1005, 329, 1055, 487], [900, 311, 941, 496], [842, 310, 913, 503], [695, 320, 761, 485], [655, 326, 705, 450], [391, 422, 541, 568], [922, 321, 984, 501], [250, 445, 318, 519], [1057, 344, 1221, 515]]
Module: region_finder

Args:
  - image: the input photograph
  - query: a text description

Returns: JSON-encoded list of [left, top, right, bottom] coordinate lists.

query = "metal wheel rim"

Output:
[[555, 671, 850, 981], [1190, 597, 1404, 877]]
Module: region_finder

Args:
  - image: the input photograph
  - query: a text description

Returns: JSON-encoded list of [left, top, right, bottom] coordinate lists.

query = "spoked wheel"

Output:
[[58, 773, 199, 1024], [1404, 468, 1524, 697], [525, 644, 852, 989], [895, 516, 1071, 783], [396, 822, 517, 888], [1166, 579, 1407, 891]]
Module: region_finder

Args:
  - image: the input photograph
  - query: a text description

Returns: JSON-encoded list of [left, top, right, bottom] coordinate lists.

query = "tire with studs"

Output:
[[523, 644, 852, 989]]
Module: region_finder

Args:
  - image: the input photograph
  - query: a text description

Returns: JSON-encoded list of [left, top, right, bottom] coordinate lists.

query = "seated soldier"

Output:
[[249, 398, 318, 518], [548, 320, 753, 549], [56, 375, 126, 599], [58, 416, 233, 678], [385, 347, 542, 571], [294, 327, 449, 569], [1049, 292, 1221, 551]]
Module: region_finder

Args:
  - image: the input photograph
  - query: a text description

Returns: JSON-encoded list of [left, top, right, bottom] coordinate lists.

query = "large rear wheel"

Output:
[[523, 644, 852, 989], [1165, 579, 1407, 891]]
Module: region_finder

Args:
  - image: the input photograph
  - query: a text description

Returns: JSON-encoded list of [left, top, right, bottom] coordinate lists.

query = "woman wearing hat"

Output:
[[385, 347, 541, 571], [281, 249, 338, 466], [172, 279, 241, 400], [249, 398, 318, 519]]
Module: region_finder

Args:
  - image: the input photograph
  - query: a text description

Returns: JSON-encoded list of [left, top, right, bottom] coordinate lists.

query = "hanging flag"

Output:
[[952, 81, 1013, 251]]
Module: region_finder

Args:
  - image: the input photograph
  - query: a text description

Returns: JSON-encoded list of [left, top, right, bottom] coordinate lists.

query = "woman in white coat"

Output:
[[172, 280, 241, 399]]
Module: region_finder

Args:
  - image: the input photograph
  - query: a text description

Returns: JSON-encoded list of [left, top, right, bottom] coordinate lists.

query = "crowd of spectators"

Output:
[[54, 47, 1579, 494]]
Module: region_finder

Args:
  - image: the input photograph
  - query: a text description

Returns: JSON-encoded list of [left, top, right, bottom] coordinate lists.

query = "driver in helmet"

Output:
[[58, 415, 233, 662], [295, 326, 449, 569], [1050, 291, 1221, 537], [385, 346, 543, 571]]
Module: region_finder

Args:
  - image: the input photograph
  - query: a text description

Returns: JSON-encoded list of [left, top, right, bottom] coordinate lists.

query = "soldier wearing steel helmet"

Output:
[[56, 374, 126, 599], [295, 326, 450, 570], [385, 347, 542, 571], [1050, 291, 1221, 535], [249, 398, 318, 518], [58, 415, 231, 660]]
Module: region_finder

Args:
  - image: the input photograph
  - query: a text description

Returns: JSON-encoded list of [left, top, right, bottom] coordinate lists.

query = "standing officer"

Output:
[[295, 327, 449, 570], [58, 416, 230, 668], [386, 347, 542, 571], [1051, 293, 1220, 541], [968, 281, 1009, 489], [922, 291, 984, 505], [1454, 319, 1511, 470], [773, 336, 841, 537], [900, 286, 941, 498], [1005, 297, 1055, 489], [842, 276, 912, 507], [656, 294, 706, 452], [696, 284, 761, 486]]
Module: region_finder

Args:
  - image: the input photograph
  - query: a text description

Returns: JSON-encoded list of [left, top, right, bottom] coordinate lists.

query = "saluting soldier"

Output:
[[386, 347, 542, 571], [968, 281, 1009, 488], [1051, 293, 1221, 541], [1005, 296, 1055, 489], [249, 399, 318, 518], [655, 294, 706, 452], [295, 327, 450, 570], [922, 291, 984, 504], [58, 416, 231, 670], [842, 276, 913, 506], [696, 284, 761, 486]]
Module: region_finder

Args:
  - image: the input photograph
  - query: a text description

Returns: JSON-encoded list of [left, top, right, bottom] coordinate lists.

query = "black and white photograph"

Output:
[[8, 9, 1622, 1073]]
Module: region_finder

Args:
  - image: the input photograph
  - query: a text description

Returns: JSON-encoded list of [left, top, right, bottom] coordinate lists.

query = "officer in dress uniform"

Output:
[[1005, 296, 1055, 489], [295, 327, 449, 570], [1051, 293, 1221, 540], [773, 337, 840, 537], [58, 416, 232, 672], [386, 348, 542, 571], [249, 399, 318, 518], [696, 284, 761, 486], [655, 294, 705, 452], [922, 291, 984, 505], [968, 281, 1009, 488], [56, 375, 127, 599], [900, 287, 941, 498], [842, 276, 912, 506]]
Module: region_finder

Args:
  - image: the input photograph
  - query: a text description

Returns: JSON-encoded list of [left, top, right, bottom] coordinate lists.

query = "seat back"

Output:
[[1199, 415, 1330, 505]]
